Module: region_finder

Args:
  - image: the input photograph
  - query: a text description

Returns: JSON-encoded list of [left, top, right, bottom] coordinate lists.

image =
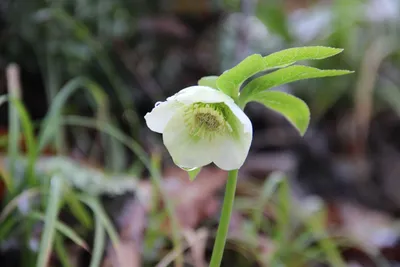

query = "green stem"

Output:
[[209, 169, 238, 267]]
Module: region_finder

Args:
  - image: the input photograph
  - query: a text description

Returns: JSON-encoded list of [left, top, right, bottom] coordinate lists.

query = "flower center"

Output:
[[194, 112, 221, 131], [184, 103, 231, 140]]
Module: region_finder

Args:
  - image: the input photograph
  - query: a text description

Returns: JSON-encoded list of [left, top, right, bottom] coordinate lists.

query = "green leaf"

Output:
[[263, 46, 345, 69], [187, 167, 202, 181], [240, 65, 353, 103], [248, 91, 310, 135], [216, 47, 345, 100], [216, 54, 266, 99], [198, 76, 219, 89]]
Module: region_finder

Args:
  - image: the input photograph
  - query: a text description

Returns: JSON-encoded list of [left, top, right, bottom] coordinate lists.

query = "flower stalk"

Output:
[[209, 169, 239, 267]]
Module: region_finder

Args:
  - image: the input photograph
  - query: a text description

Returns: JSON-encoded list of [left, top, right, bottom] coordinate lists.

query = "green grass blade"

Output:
[[36, 175, 64, 267], [275, 178, 291, 244], [253, 172, 284, 230], [45, 50, 63, 153], [304, 208, 346, 267], [62, 116, 183, 267], [0, 95, 7, 153], [9, 99, 38, 186], [105, 134, 126, 172], [54, 234, 73, 267], [43, 8, 138, 129], [7, 66, 21, 191], [89, 213, 106, 267], [37, 76, 107, 154], [37, 75, 123, 171], [79, 195, 123, 267], [30, 211, 89, 251], [78, 195, 119, 249], [0, 216, 17, 240], [64, 187, 93, 229], [0, 188, 39, 223], [63, 116, 152, 173], [0, 94, 13, 189]]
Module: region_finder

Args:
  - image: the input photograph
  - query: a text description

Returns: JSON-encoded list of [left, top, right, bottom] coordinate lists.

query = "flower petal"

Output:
[[163, 108, 213, 169], [225, 101, 253, 134], [171, 85, 235, 105], [211, 130, 252, 170], [144, 100, 183, 133], [211, 105, 253, 170]]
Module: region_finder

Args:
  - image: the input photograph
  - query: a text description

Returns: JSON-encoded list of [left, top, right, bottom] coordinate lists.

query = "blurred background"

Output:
[[1, 0, 400, 266]]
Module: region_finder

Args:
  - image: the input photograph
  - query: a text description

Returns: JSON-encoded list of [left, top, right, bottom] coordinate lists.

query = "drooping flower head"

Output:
[[145, 86, 252, 171]]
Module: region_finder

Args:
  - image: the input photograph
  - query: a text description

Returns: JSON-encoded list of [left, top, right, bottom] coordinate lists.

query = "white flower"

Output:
[[144, 86, 253, 171]]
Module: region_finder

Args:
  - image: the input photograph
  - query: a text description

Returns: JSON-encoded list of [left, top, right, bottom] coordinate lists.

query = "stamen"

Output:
[[195, 112, 221, 131], [184, 103, 231, 140]]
